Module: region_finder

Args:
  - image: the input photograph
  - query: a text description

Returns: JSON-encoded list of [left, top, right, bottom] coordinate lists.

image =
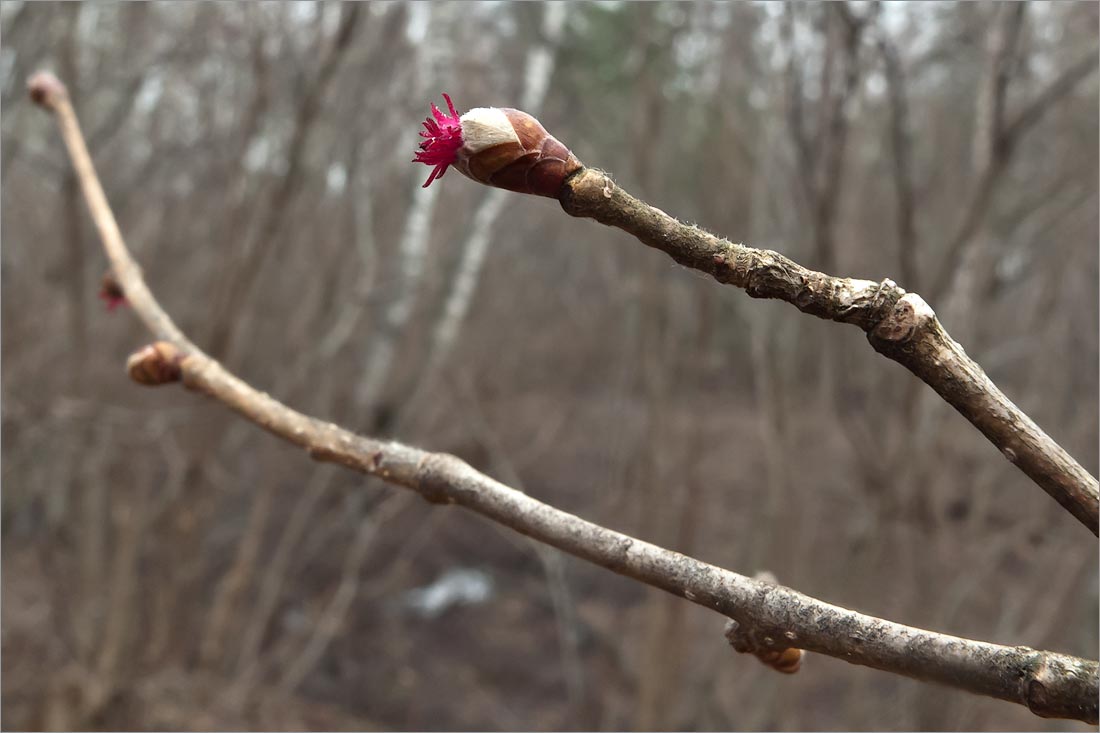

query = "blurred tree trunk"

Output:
[[414, 2, 571, 395], [353, 3, 442, 421]]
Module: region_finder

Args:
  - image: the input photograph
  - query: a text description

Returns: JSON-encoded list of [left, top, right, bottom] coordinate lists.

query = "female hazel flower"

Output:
[[413, 93, 582, 198], [99, 271, 127, 311]]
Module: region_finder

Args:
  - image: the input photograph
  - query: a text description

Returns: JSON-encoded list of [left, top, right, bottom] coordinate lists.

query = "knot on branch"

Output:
[[27, 71, 67, 110], [871, 292, 935, 344], [1021, 651, 1100, 723], [723, 571, 804, 675], [127, 342, 185, 386]]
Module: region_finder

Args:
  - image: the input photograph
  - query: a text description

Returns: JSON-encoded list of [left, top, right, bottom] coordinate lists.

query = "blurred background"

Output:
[[2, 2, 1097, 730]]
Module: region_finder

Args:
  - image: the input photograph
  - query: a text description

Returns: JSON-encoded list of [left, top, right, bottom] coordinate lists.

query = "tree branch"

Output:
[[558, 168, 1099, 535], [931, 43, 1099, 301], [28, 70, 1100, 724], [1002, 49, 1099, 155]]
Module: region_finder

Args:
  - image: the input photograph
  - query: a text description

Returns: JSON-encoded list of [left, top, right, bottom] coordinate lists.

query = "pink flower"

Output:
[[412, 93, 583, 198], [99, 273, 127, 312], [413, 93, 465, 187], [99, 291, 127, 311]]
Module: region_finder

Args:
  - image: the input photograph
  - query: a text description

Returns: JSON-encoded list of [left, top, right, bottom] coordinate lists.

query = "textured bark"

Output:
[[559, 168, 1100, 535]]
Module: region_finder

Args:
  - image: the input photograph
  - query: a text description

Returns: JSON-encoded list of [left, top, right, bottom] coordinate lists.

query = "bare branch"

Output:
[[1002, 49, 1100, 151], [558, 168, 1099, 534], [932, 38, 1099, 301], [205, 2, 363, 359], [29, 69, 1100, 724]]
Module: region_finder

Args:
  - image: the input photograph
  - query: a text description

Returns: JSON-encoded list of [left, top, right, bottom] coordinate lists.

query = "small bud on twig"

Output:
[[413, 93, 583, 198], [99, 271, 127, 312], [127, 342, 184, 386], [754, 646, 804, 674], [27, 71, 67, 110], [723, 571, 805, 675]]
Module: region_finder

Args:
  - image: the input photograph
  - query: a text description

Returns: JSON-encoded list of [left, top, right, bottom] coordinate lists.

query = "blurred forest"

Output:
[[2, 2, 1097, 731]]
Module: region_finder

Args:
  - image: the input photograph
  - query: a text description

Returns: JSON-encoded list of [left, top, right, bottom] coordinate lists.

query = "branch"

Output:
[[1002, 49, 1099, 155], [558, 169, 1099, 535], [29, 70, 1100, 724]]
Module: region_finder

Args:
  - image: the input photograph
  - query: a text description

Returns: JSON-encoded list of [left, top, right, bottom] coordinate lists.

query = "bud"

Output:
[[99, 270, 127, 311], [724, 607, 804, 676], [127, 342, 184, 386], [754, 646, 803, 675], [413, 93, 583, 198]]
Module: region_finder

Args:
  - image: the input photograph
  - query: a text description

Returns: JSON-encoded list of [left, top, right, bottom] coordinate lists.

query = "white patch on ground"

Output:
[[402, 567, 494, 619]]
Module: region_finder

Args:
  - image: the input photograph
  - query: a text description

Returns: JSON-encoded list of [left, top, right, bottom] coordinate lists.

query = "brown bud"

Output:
[[127, 342, 184, 386], [454, 107, 583, 198], [754, 646, 803, 675], [724, 581, 804, 676]]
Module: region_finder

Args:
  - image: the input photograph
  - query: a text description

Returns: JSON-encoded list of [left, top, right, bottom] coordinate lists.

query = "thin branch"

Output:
[[558, 168, 1099, 535], [1002, 49, 1100, 150], [205, 2, 363, 359], [29, 70, 1100, 724], [932, 44, 1099, 301], [275, 493, 406, 694]]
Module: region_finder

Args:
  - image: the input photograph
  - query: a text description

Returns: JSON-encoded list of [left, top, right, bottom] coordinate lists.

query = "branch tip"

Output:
[[27, 70, 67, 110]]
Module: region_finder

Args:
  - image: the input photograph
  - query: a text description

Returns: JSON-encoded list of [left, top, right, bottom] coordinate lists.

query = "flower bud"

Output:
[[413, 93, 582, 198], [99, 270, 127, 311]]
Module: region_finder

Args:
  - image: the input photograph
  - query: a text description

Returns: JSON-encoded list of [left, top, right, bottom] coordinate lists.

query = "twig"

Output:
[[557, 168, 1099, 535], [275, 493, 406, 694], [932, 45, 1099, 301], [29, 71, 1100, 723]]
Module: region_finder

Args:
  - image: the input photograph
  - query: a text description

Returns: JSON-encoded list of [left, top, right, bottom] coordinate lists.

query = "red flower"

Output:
[[413, 93, 464, 187], [99, 273, 127, 312]]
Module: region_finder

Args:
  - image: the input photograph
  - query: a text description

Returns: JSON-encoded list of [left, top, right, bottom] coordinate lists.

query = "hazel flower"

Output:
[[413, 93, 583, 198], [99, 271, 127, 311]]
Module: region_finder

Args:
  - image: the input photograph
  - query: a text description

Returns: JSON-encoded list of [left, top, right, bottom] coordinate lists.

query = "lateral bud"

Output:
[[99, 270, 127, 311], [127, 342, 184, 386]]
